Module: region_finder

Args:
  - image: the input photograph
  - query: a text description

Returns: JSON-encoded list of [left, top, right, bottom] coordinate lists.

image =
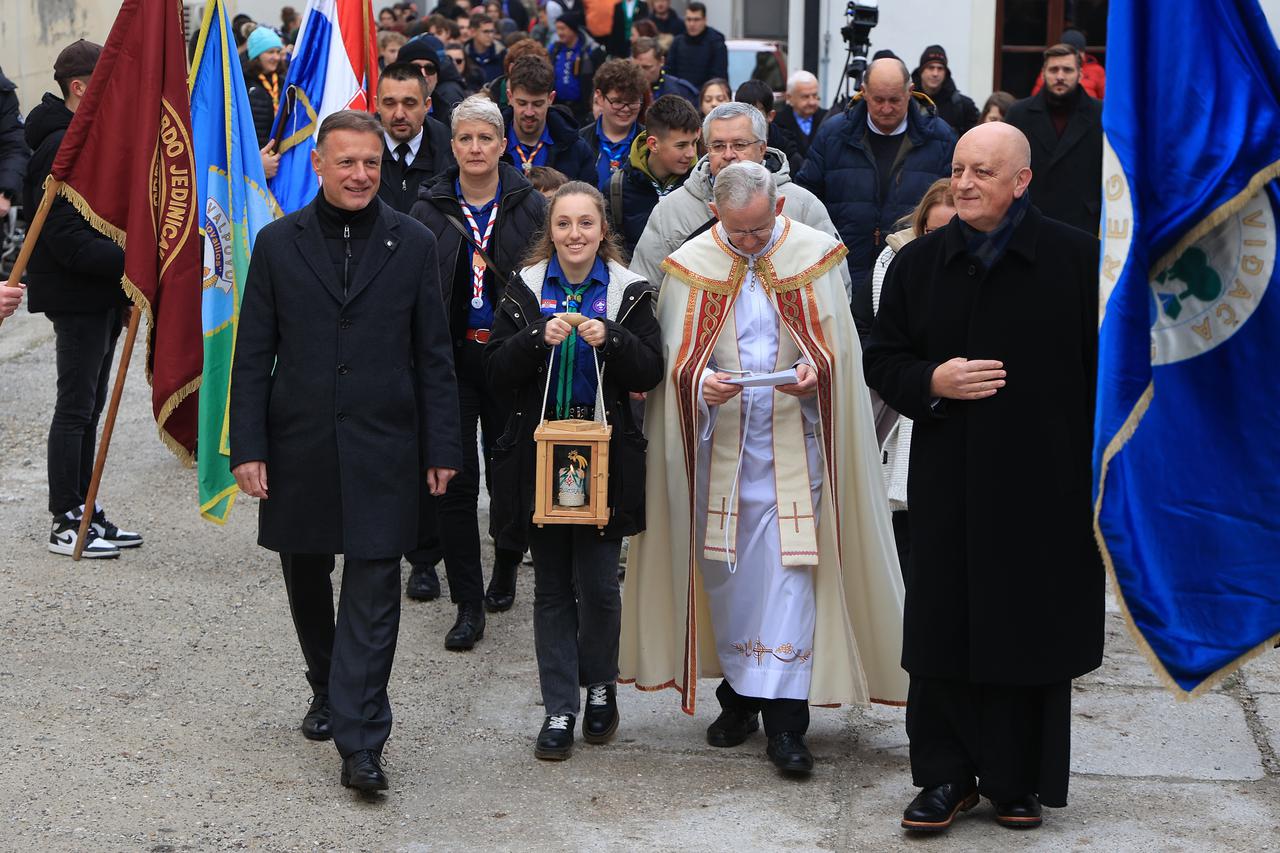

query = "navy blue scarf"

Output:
[[961, 191, 1030, 272]]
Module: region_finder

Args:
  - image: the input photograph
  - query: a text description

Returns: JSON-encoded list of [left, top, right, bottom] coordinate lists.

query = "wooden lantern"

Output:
[[532, 314, 612, 528], [532, 418, 612, 528]]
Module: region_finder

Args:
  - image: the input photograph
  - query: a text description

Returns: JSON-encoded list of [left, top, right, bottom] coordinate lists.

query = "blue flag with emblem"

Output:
[[190, 0, 281, 522], [1096, 0, 1280, 695]]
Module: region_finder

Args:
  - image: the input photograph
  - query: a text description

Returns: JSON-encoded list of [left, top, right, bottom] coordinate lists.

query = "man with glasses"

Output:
[[580, 59, 648, 192], [631, 101, 847, 298], [621, 161, 906, 778]]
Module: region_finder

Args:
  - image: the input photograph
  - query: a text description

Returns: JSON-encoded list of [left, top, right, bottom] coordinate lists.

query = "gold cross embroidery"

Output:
[[707, 496, 737, 531], [778, 501, 814, 534]]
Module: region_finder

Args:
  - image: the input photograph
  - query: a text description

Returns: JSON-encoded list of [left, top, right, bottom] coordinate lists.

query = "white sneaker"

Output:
[[48, 511, 119, 559]]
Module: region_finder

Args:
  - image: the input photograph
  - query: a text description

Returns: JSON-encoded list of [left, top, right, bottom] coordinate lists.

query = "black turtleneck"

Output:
[[1045, 84, 1082, 138], [314, 193, 379, 293]]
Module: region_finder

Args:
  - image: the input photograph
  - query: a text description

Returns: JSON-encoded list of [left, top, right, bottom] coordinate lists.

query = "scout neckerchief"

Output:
[[597, 117, 636, 177], [511, 126, 551, 174], [458, 181, 501, 310], [553, 274, 593, 419], [258, 71, 280, 114]]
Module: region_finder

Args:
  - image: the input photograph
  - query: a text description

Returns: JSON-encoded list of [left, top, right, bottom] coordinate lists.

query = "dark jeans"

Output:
[[46, 308, 124, 515], [527, 524, 622, 717], [716, 679, 810, 737], [439, 341, 522, 603], [280, 552, 403, 758]]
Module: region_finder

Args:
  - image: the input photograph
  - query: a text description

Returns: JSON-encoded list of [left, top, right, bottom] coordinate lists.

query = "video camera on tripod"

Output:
[[834, 1, 879, 109]]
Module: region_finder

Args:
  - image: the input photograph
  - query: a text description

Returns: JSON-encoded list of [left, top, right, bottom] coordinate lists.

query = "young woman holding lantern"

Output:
[[484, 181, 663, 760]]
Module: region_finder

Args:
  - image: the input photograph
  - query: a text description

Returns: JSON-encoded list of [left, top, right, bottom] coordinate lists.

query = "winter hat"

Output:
[[246, 26, 285, 61], [918, 45, 948, 69], [54, 39, 103, 82], [871, 49, 898, 62], [397, 36, 442, 72], [1060, 29, 1087, 51]]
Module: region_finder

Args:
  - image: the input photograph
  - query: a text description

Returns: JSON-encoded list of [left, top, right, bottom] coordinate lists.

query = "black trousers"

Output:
[[280, 552, 402, 758], [439, 341, 522, 603], [46, 307, 124, 516], [906, 675, 1072, 807], [716, 679, 810, 737], [891, 510, 910, 578]]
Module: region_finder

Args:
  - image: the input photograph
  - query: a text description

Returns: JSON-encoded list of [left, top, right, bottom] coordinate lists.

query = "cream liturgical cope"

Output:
[[619, 216, 908, 712]]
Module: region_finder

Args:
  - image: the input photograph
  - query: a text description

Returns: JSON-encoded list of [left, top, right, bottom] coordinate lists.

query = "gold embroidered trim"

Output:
[[661, 256, 746, 296], [730, 638, 814, 666], [756, 242, 850, 294]]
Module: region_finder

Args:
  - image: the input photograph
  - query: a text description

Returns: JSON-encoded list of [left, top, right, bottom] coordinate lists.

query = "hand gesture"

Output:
[[929, 358, 1006, 400], [260, 140, 280, 180], [702, 372, 743, 407], [543, 316, 573, 346], [578, 318, 607, 348], [777, 363, 817, 398]]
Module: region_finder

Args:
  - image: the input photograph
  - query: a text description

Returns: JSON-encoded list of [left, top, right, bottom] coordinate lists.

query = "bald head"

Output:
[[950, 122, 1033, 232], [863, 57, 911, 90], [862, 58, 913, 134]]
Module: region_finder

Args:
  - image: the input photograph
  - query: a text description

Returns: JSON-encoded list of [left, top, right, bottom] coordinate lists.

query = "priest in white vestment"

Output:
[[620, 162, 908, 776]]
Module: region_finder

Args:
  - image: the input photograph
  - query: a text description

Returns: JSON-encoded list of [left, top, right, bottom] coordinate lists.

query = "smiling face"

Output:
[[550, 192, 606, 269], [510, 85, 554, 142], [451, 118, 503, 180], [259, 47, 284, 74], [647, 128, 699, 180], [377, 77, 428, 143], [706, 114, 765, 176], [312, 128, 382, 210], [950, 123, 1032, 232]]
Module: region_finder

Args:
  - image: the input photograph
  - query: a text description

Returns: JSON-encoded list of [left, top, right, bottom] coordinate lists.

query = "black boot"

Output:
[[766, 731, 814, 775], [444, 601, 486, 650], [405, 563, 440, 601], [483, 555, 519, 612]]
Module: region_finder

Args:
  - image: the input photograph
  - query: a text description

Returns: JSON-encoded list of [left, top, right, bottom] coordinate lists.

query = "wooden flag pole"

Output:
[[72, 304, 141, 560], [0, 179, 61, 330]]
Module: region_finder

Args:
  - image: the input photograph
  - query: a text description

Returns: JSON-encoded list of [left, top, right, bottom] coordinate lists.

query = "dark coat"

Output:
[[245, 68, 283, 148], [0, 70, 28, 204], [499, 104, 597, 185], [1005, 88, 1103, 235], [652, 71, 699, 108], [604, 0, 649, 58], [773, 104, 828, 161], [910, 68, 979, 137], [610, 155, 685, 257], [665, 27, 728, 89], [483, 264, 663, 547], [795, 98, 955, 291], [229, 198, 462, 559], [21, 93, 127, 315], [862, 206, 1104, 685], [649, 9, 685, 38], [376, 115, 454, 213], [408, 162, 549, 340]]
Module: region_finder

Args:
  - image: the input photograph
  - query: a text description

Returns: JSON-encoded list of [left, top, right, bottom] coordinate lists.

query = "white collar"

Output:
[[866, 113, 907, 136], [384, 128, 424, 162]]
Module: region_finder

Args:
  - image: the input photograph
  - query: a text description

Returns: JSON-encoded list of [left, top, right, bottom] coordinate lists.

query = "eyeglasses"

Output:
[[707, 139, 763, 154], [602, 93, 642, 112], [725, 224, 774, 242]]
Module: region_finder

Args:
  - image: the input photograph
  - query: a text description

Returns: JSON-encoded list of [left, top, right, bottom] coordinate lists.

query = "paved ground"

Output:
[[1, 308, 1278, 852]]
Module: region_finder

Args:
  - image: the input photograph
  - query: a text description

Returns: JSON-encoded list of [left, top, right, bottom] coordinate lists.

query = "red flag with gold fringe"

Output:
[[51, 0, 202, 462]]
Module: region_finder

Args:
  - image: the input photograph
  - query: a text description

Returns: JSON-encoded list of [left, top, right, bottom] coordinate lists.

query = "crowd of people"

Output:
[[0, 0, 1110, 836]]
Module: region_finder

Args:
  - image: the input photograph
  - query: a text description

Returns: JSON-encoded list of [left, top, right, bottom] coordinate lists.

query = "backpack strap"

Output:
[[609, 169, 625, 229]]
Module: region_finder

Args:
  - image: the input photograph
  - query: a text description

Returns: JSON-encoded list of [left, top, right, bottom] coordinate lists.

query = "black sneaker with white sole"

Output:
[[48, 511, 119, 559], [91, 506, 143, 548]]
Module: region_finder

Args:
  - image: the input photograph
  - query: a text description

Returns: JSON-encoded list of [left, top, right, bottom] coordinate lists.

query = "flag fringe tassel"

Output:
[[51, 176, 200, 467], [1154, 157, 1280, 273]]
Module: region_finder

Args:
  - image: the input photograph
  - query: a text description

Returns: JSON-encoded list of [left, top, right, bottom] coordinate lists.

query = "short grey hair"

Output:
[[703, 101, 767, 147], [863, 57, 911, 91], [712, 161, 776, 211], [786, 70, 818, 94], [450, 94, 504, 137]]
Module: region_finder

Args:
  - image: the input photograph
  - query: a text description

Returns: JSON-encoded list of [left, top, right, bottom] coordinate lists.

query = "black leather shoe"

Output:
[[301, 694, 332, 741], [766, 731, 814, 775], [405, 564, 440, 601], [535, 714, 575, 760], [706, 708, 760, 747], [901, 782, 979, 832], [582, 682, 619, 744], [340, 749, 389, 793], [444, 601, 486, 650], [483, 560, 518, 612], [994, 794, 1043, 829]]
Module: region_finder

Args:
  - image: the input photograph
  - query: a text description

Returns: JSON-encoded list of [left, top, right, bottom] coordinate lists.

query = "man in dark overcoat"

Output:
[[1004, 43, 1103, 235], [230, 110, 461, 795], [864, 121, 1103, 833]]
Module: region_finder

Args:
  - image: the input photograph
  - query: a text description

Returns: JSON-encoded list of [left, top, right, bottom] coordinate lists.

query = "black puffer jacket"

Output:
[[910, 66, 979, 137], [0, 69, 28, 206], [21, 93, 126, 314], [245, 65, 287, 148], [408, 162, 548, 342], [483, 260, 662, 546], [499, 104, 596, 185]]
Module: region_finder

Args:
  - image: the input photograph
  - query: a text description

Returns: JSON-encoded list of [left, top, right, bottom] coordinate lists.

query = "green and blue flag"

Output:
[[189, 0, 281, 522], [1096, 0, 1280, 694]]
